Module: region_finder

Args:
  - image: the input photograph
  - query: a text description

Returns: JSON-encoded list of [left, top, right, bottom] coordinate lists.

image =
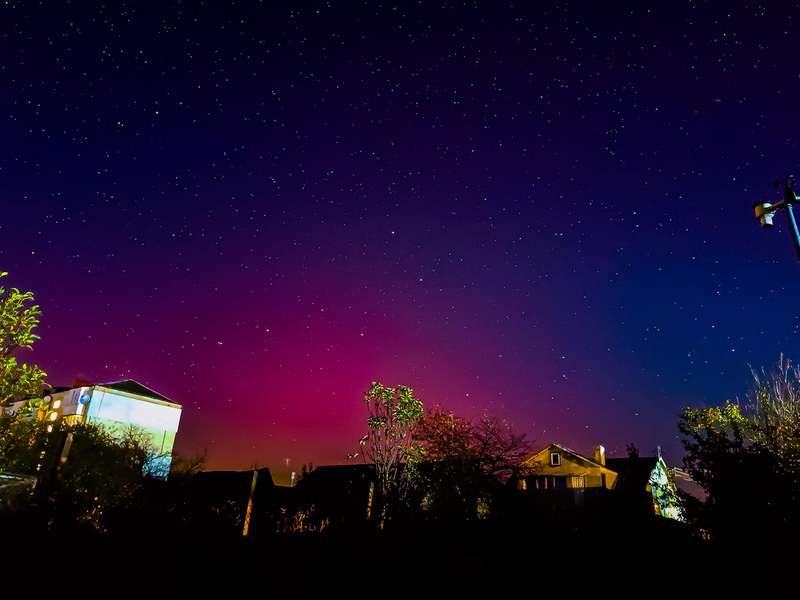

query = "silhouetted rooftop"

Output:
[[605, 457, 658, 493]]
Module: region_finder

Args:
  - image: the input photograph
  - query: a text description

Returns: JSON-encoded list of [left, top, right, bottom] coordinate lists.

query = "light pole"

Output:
[[754, 175, 800, 259]]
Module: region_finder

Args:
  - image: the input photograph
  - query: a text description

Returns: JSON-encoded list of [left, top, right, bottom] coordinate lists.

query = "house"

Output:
[[3, 379, 182, 476], [517, 443, 684, 521], [519, 443, 618, 491], [606, 449, 684, 521], [188, 467, 279, 536]]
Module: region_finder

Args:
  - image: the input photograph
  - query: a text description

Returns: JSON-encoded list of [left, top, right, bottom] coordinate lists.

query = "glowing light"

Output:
[[52, 399, 61, 409], [48, 412, 58, 421], [46, 425, 53, 433]]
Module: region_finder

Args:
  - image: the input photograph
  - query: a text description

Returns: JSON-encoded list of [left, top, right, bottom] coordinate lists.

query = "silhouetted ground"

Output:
[[8, 511, 770, 594]]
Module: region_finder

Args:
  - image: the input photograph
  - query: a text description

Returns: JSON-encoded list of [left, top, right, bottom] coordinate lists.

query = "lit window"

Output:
[[550, 452, 561, 466]]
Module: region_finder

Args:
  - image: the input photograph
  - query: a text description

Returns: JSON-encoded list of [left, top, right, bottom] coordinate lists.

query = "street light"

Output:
[[754, 175, 800, 259]]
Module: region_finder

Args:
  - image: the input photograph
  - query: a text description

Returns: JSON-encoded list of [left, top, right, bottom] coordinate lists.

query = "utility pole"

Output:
[[242, 466, 258, 537], [753, 175, 800, 259]]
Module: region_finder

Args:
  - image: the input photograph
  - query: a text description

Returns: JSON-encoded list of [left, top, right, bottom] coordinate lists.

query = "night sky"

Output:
[[4, 1, 800, 479]]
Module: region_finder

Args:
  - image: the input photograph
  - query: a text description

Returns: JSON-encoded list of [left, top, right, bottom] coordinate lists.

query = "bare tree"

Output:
[[414, 408, 530, 518], [748, 354, 800, 478]]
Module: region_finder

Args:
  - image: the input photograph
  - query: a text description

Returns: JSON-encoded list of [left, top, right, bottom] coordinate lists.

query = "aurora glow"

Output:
[[4, 2, 800, 481]]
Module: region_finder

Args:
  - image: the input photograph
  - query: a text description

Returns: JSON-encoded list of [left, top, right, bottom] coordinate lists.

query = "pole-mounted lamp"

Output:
[[754, 175, 800, 259]]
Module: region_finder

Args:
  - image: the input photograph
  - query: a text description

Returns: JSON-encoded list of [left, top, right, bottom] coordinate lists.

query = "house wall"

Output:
[[85, 387, 181, 471], [3, 384, 181, 477], [647, 458, 684, 521], [53, 387, 89, 421], [521, 445, 618, 489]]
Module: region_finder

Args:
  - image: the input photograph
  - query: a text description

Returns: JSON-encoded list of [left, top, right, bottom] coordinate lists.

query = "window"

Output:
[[570, 476, 586, 488], [550, 452, 561, 466]]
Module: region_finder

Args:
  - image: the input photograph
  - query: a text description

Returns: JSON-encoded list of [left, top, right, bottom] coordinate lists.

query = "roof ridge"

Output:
[[523, 442, 610, 470], [96, 379, 175, 404]]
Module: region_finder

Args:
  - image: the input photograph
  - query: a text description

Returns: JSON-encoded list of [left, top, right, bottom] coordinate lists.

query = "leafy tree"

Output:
[[678, 355, 800, 544], [47, 423, 162, 531], [358, 381, 424, 527], [0, 271, 46, 406], [0, 410, 49, 474], [0, 414, 162, 532], [414, 408, 530, 519]]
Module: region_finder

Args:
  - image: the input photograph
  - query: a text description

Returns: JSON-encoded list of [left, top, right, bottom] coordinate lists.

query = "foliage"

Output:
[[626, 443, 640, 458], [748, 355, 800, 478], [169, 450, 207, 480], [678, 402, 747, 495], [0, 272, 46, 406], [0, 410, 49, 474], [413, 408, 530, 519], [647, 459, 684, 520], [359, 381, 424, 526], [0, 412, 163, 532], [50, 423, 162, 529], [678, 355, 800, 543]]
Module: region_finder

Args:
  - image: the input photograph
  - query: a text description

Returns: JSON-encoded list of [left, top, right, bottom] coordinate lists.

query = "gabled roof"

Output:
[[96, 379, 176, 404], [298, 464, 376, 485], [521, 442, 609, 471], [605, 457, 659, 493], [192, 468, 275, 501]]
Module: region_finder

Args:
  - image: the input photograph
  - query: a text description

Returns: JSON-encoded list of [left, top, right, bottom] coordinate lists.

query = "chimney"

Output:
[[593, 445, 606, 466], [71, 377, 92, 388]]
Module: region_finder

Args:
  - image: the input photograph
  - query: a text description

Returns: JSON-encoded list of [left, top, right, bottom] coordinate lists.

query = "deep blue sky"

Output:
[[3, 1, 800, 475]]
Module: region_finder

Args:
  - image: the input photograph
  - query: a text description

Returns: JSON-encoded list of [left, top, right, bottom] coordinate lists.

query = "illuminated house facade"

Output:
[[517, 443, 684, 520], [519, 443, 618, 492], [5, 379, 182, 476]]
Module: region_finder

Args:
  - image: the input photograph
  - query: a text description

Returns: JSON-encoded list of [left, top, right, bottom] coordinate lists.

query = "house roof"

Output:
[[192, 468, 275, 500], [96, 379, 176, 404], [670, 467, 707, 501], [299, 464, 376, 484], [605, 457, 659, 493]]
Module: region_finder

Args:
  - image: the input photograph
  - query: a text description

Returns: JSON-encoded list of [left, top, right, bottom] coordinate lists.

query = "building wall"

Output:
[[520, 445, 618, 490], [3, 383, 181, 479], [647, 458, 684, 521], [84, 386, 181, 473], [6, 385, 182, 476]]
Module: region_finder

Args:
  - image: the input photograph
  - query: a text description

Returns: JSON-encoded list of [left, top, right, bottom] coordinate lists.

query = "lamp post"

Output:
[[754, 175, 800, 259]]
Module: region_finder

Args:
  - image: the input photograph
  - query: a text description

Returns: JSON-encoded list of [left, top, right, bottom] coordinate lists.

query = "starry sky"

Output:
[[4, 1, 800, 479]]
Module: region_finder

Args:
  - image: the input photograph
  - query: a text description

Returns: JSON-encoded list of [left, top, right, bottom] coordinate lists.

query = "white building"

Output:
[[5, 379, 182, 476]]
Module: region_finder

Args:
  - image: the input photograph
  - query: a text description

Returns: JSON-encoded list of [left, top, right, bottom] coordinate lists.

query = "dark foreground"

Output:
[[8, 512, 784, 594]]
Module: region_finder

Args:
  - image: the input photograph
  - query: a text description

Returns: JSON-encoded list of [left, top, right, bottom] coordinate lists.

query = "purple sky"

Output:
[[4, 2, 800, 480]]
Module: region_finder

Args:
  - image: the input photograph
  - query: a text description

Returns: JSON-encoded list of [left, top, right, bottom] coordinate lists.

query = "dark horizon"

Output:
[[4, 1, 800, 479]]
